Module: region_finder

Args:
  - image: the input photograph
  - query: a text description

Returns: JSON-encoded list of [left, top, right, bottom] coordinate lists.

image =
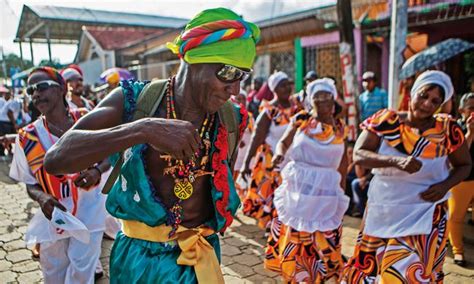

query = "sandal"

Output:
[[454, 254, 466, 267]]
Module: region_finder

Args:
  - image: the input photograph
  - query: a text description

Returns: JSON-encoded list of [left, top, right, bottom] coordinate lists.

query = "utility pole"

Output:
[[337, 0, 358, 141], [388, 0, 408, 109], [0, 46, 7, 85]]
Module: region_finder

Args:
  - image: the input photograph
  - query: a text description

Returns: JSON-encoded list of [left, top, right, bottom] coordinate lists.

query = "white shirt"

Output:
[[0, 99, 22, 123], [274, 128, 349, 232], [9, 118, 107, 234], [0, 97, 7, 111]]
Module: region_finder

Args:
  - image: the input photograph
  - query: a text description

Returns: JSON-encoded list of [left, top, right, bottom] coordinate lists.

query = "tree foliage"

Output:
[[0, 53, 33, 78]]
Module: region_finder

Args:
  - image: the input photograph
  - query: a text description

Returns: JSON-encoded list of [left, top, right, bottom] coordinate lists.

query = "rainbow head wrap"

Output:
[[167, 8, 260, 70], [29, 66, 66, 87]]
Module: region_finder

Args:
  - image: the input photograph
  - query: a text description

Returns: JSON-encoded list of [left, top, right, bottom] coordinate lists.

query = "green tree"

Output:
[[0, 53, 33, 78], [38, 58, 64, 70]]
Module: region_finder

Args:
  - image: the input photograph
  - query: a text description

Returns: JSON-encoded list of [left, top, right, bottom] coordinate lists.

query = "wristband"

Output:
[[91, 165, 102, 175]]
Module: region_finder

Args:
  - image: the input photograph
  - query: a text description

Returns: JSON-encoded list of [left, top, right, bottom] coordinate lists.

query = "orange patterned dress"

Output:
[[242, 101, 299, 230], [342, 109, 465, 284]]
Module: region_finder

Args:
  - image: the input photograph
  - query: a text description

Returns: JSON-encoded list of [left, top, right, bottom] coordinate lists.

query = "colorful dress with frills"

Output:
[[242, 101, 299, 230], [342, 109, 465, 284], [264, 112, 350, 282]]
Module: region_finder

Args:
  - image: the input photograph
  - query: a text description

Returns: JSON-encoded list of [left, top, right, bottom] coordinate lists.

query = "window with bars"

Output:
[[270, 51, 295, 78], [304, 44, 343, 93]]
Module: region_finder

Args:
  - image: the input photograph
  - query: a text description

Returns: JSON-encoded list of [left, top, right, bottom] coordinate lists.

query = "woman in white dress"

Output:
[[264, 78, 350, 283], [342, 70, 472, 283]]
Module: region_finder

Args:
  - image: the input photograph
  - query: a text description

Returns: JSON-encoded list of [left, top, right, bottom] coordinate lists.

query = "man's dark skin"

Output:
[[45, 62, 240, 228], [26, 71, 109, 220], [363, 78, 377, 93]]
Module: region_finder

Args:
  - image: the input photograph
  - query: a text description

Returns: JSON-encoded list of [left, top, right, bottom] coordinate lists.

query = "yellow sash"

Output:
[[121, 220, 224, 284]]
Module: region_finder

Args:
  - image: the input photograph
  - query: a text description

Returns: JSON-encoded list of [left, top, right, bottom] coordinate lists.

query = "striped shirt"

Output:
[[359, 87, 388, 121]]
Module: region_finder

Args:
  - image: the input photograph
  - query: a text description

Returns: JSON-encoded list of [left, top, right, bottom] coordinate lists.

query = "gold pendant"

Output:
[[174, 181, 193, 200]]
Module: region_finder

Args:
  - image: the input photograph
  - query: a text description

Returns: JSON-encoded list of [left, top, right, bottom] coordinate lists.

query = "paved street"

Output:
[[0, 160, 473, 283]]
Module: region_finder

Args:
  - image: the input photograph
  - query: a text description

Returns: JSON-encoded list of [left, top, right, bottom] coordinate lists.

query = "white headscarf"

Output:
[[268, 71, 289, 92], [305, 78, 337, 109], [410, 70, 454, 104]]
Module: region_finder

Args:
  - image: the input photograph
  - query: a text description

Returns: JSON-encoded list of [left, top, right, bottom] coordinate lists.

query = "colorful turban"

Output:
[[29, 67, 65, 87], [411, 70, 454, 104], [167, 8, 260, 70], [106, 72, 120, 85]]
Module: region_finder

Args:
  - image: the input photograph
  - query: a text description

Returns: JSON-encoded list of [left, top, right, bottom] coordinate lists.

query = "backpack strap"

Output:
[[102, 80, 168, 194], [133, 80, 168, 120], [218, 100, 240, 163]]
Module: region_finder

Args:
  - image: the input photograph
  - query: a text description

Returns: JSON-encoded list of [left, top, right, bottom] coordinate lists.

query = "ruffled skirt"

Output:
[[341, 202, 448, 284], [242, 144, 282, 229], [274, 161, 349, 232], [264, 218, 344, 283]]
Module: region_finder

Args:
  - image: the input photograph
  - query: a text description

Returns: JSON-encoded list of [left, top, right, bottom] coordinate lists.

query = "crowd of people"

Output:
[[233, 67, 474, 283], [0, 7, 473, 284]]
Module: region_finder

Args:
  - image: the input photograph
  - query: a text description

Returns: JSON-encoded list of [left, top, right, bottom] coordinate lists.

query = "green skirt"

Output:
[[109, 232, 221, 284]]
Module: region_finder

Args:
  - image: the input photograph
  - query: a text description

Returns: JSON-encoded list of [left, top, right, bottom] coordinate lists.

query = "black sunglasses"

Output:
[[26, 80, 61, 95], [216, 64, 252, 83]]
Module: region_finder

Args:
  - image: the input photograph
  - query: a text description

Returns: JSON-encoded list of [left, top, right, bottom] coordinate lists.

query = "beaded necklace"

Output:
[[162, 76, 215, 236]]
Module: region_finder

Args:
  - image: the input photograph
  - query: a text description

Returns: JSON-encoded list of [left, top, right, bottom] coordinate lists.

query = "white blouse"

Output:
[[274, 123, 349, 233]]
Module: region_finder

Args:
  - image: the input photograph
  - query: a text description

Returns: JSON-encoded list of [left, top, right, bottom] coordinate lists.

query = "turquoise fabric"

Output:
[[105, 79, 241, 282], [109, 232, 220, 284], [358, 87, 388, 121]]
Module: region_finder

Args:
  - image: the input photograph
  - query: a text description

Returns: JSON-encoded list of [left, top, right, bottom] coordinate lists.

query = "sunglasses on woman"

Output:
[[26, 80, 61, 95], [216, 64, 251, 83]]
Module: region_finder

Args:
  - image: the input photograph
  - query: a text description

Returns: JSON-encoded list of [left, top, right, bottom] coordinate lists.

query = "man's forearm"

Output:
[[26, 184, 47, 203], [45, 119, 146, 174]]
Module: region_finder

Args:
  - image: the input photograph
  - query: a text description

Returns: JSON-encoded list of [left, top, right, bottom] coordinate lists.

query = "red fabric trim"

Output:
[[212, 122, 233, 232], [238, 103, 248, 139]]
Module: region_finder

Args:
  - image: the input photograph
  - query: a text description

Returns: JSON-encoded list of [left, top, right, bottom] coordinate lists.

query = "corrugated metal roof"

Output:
[[28, 5, 188, 28], [15, 5, 188, 42], [85, 26, 168, 50], [256, 4, 336, 28]]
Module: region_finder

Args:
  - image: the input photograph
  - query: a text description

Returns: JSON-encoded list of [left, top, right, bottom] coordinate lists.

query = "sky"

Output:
[[1, 0, 335, 65]]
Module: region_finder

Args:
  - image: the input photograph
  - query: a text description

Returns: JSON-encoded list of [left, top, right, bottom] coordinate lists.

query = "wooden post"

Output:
[[337, 0, 358, 141], [29, 39, 34, 65], [388, 0, 408, 110], [45, 25, 52, 64], [19, 41, 24, 69], [1, 46, 7, 84]]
